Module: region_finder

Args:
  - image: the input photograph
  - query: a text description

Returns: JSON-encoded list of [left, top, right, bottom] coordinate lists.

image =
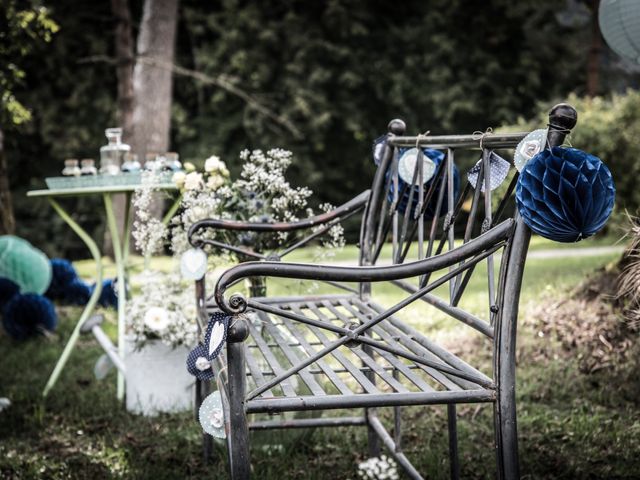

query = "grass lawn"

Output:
[[1, 243, 638, 479]]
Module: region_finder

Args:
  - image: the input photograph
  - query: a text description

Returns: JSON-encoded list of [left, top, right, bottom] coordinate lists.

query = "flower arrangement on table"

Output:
[[128, 148, 344, 349], [170, 149, 344, 259]]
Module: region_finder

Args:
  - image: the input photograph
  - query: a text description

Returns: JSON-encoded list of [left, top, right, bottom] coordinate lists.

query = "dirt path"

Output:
[[527, 245, 624, 260]]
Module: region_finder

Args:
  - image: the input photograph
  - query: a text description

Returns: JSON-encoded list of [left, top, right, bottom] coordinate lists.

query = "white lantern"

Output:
[[599, 0, 640, 63]]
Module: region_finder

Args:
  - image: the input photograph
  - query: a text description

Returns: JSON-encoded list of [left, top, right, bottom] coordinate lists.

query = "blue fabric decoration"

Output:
[[93, 279, 118, 308], [2, 293, 57, 340], [0, 277, 20, 308], [45, 258, 78, 300], [516, 147, 615, 242], [388, 148, 460, 219], [204, 312, 229, 361], [372, 134, 388, 166], [64, 278, 92, 306], [186, 343, 216, 381]]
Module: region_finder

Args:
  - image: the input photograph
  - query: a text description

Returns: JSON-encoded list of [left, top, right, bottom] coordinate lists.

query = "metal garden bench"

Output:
[[188, 103, 578, 479]]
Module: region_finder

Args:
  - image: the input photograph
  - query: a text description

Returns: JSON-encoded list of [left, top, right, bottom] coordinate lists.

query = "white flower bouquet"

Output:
[[170, 148, 345, 259], [125, 271, 198, 348], [129, 148, 345, 348]]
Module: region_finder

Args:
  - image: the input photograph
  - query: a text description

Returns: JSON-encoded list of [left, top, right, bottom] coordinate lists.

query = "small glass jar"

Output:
[[121, 153, 141, 172], [165, 152, 182, 171], [143, 152, 159, 172], [99, 127, 130, 175], [80, 159, 98, 176], [156, 153, 172, 171], [62, 159, 81, 176]]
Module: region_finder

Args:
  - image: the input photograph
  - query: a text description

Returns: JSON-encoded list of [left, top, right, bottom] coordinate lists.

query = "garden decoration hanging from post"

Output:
[[185, 103, 615, 480]]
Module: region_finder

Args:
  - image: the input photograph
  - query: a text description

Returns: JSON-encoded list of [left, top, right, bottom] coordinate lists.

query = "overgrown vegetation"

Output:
[[2, 249, 638, 479]]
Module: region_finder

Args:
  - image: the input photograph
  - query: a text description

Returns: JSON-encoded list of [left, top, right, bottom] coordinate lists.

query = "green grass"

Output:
[[2, 248, 639, 479]]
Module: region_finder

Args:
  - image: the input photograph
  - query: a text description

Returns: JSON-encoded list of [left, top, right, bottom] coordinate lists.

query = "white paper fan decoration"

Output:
[[514, 128, 548, 172], [199, 390, 226, 438]]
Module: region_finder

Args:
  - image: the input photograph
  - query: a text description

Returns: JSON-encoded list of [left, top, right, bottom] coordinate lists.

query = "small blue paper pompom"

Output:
[[46, 258, 78, 299], [92, 279, 118, 309], [516, 146, 615, 242], [63, 278, 92, 305], [388, 149, 460, 219], [0, 277, 20, 308], [2, 293, 57, 340]]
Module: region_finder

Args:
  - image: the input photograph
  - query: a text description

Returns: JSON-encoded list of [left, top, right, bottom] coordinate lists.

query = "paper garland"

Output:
[[516, 146, 615, 242]]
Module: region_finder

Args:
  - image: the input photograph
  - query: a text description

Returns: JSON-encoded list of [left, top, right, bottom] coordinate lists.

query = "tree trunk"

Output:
[[106, 0, 136, 255], [130, 0, 179, 224], [131, 0, 178, 169], [587, 0, 601, 97], [112, 0, 135, 137], [0, 128, 16, 235]]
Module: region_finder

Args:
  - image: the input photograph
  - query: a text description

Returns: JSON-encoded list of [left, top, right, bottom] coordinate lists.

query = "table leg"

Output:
[[103, 193, 129, 402], [42, 199, 103, 398]]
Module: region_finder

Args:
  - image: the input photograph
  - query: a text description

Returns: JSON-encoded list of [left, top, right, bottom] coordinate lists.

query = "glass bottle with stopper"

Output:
[[62, 159, 81, 176], [143, 152, 160, 172], [99, 128, 130, 175], [121, 153, 141, 172], [80, 159, 97, 176], [165, 152, 182, 171]]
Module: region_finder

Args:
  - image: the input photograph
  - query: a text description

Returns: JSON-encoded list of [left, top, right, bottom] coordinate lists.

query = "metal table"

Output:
[[27, 183, 179, 400]]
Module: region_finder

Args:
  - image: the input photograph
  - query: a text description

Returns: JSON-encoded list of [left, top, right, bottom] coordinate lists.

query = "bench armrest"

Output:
[[214, 218, 514, 314], [188, 190, 370, 244]]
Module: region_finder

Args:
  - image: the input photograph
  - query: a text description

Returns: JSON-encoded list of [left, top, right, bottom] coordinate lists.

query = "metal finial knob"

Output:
[[548, 103, 578, 131], [388, 119, 406, 135]]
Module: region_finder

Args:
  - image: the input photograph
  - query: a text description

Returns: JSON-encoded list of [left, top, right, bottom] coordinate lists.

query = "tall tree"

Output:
[[131, 0, 178, 168], [107, 0, 136, 252]]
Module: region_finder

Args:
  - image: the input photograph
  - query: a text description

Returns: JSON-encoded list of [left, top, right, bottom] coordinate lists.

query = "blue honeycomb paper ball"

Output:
[[516, 146, 615, 242], [2, 293, 57, 340], [64, 278, 92, 305], [388, 148, 460, 219], [93, 279, 118, 309], [46, 258, 78, 300]]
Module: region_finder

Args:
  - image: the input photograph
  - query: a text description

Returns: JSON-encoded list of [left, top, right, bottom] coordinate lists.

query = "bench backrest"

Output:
[[356, 103, 577, 327]]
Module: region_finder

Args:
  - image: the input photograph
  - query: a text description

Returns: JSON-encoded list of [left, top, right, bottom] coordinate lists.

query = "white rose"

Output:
[[183, 162, 196, 172], [184, 172, 203, 191], [204, 155, 222, 173], [206, 174, 225, 190], [143, 307, 170, 332], [189, 206, 206, 222], [172, 171, 186, 188]]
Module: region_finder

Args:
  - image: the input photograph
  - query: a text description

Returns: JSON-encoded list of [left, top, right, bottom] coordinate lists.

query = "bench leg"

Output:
[[494, 387, 519, 480], [227, 324, 251, 479]]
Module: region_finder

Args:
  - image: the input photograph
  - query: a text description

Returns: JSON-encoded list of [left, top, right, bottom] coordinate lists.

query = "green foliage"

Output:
[[0, 0, 58, 126], [506, 90, 640, 216], [175, 0, 590, 208], [4, 0, 630, 256]]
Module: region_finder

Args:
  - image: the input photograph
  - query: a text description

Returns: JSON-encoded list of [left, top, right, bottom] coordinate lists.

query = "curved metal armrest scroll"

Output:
[[187, 190, 370, 248], [215, 218, 515, 314]]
